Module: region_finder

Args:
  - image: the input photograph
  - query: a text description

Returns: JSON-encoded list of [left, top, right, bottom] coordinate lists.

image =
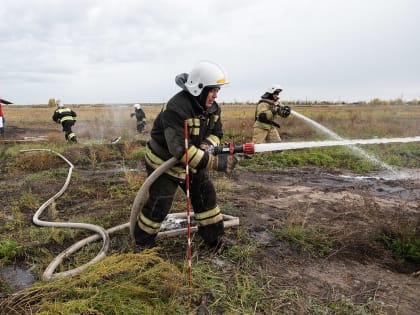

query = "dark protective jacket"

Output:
[[132, 108, 146, 121], [146, 90, 223, 179], [52, 107, 77, 124]]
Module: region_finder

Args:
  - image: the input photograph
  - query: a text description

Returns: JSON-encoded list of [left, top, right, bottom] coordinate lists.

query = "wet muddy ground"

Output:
[[227, 167, 420, 314]]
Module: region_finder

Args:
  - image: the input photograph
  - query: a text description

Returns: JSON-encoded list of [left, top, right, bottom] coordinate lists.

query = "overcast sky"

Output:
[[0, 0, 419, 105]]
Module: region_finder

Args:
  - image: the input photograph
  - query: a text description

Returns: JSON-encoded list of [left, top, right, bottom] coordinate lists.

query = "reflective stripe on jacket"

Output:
[[52, 108, 77, 124], [146, 90, 223, 178]]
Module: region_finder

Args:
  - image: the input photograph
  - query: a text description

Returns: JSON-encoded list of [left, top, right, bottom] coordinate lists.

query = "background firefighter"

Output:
[[252, 85, 291, 143], [130, 103, 147, 133], [0, 98, 13, 138], [52, 100, 77, 143], [133, 60, 238, 251]]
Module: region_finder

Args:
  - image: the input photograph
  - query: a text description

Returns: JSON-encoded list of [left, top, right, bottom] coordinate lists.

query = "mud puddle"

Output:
[[254, 167, 420, 201], [0, 266, 37, 296]]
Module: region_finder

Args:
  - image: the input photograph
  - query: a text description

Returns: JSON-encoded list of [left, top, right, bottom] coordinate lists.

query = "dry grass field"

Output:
[[0, 103, 419, 314], [4, 103, 420, 142]]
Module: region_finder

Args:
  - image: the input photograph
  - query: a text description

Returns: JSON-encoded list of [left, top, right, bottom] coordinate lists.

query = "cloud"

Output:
[[0, 0, 419, 104]]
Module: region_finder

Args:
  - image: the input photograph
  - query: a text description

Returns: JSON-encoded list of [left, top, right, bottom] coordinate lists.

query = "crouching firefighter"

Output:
[[134, 60, 238, 251], [52, 100, 77, 143]]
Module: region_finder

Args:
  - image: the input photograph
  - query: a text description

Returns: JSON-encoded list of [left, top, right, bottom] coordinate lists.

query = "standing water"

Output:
[[290, 110, 397, 173]]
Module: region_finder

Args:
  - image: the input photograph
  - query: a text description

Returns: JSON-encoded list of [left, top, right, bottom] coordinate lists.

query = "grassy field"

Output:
[[0, 103, 419, 314], [4, 102, 420, 144]]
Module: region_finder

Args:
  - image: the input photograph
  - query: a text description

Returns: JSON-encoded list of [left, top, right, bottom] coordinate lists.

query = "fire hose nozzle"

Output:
[[211, 142, 255, 155], [242, 143, 255, 154]]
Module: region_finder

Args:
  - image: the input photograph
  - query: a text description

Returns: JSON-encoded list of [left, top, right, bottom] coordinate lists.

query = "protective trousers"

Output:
[[134, 165, 224, 248], [252, 126, 281, 143], [62, 120, 77, 143], [136, 121, 145, 133]]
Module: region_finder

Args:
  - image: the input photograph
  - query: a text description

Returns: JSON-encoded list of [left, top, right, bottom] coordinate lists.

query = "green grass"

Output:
[[238, 141, 420, 173], [0, 239, 25, 265], [381, 233, 420, 264], [271, 225, 335, 258], [1, 251, 189, 315], [238, 147, 386, 173]]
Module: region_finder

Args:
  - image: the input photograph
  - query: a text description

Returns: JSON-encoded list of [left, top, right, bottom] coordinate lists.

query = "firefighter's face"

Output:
[[205, 87, 220, 108]]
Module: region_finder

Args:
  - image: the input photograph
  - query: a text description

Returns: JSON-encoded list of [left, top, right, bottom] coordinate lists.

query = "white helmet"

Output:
[[266, 84, 284, 94], [184, 60, 228, 96], [133, 103, 141, 109], [56, 99, 63, 107]]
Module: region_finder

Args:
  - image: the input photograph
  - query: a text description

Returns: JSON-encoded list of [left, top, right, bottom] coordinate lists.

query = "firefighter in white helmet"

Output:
[[52, 100, 78, 143], [134, 60, 237, 251], [130, 103, 147, 133], [252, 85, 291, 143]]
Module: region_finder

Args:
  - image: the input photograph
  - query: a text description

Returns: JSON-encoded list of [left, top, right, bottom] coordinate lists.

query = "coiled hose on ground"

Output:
[[22, 149, 239, 281], [20, 149, 110, 280]]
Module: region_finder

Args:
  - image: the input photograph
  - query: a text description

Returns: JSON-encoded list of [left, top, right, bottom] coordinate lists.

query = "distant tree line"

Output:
[[220, 98, 419, 106], [18, 98, 420, 107]]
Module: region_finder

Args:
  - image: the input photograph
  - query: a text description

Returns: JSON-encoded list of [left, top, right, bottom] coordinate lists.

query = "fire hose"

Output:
[[21, 150, 239, 281], [209, 136, 420, 155], [20, 149, 110, 280]]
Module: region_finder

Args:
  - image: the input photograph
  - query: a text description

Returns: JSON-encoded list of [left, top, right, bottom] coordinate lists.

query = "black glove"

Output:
[[277, 105, 291, 118]]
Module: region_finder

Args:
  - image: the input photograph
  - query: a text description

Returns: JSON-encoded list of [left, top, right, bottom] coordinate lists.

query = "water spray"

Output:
[[290, 110, 396, 172]]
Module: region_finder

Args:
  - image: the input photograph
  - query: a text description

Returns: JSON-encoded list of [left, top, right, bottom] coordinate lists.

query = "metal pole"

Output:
[[184, 120, 192, 286]]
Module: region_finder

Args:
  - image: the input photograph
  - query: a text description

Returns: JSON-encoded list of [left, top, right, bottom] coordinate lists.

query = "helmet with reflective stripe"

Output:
[[184, 60, 228, 96]]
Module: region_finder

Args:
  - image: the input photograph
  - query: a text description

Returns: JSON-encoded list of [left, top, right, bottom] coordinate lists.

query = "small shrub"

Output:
[[15, 152, 60, 172], [0, 239, 25, 264], [18, 189, 41, 211], [381, 233, 420, 264]]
